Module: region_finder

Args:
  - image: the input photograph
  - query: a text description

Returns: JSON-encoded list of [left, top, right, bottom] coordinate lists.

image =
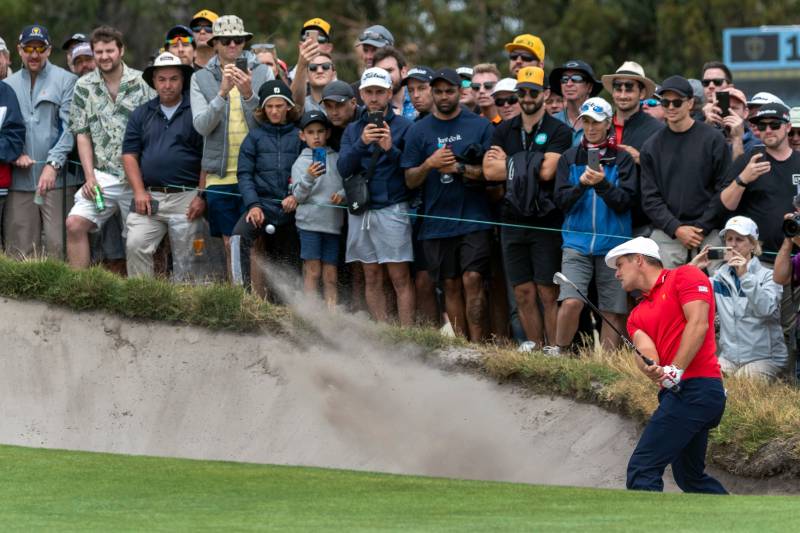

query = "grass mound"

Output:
[[1, 444, 796, 531], [1, 254, 798, 480]]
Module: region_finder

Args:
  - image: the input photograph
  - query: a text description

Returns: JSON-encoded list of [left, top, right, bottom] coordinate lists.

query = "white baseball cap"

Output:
[[491, 77, 517, 95], [790, 107, 800, 128], [720, 216, 759, 240], [359, 67, 392, 90], [746, 91, 786, 108], [604, 237, 662, 268], [578, 96, 613, 122]]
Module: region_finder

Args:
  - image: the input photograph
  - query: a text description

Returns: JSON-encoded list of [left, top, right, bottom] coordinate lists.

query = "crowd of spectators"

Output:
[[1, 12, 798, 383]]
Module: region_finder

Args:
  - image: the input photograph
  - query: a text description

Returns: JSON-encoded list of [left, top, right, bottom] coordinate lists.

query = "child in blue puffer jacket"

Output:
[[232, 80, 301, 291]]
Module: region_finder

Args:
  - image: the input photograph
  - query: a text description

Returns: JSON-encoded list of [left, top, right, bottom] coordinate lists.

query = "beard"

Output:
[[521, 98, 543, 116], [435, 98, 458, 115]]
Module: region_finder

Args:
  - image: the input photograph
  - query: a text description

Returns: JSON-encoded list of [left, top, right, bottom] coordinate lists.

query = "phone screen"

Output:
[[707, 247, 729, 260], [587, 148, 600, 171], [716, 92, 730, 116]]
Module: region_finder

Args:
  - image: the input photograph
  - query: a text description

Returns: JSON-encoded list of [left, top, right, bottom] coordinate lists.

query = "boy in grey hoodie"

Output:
[[291, 111, 345, 307]]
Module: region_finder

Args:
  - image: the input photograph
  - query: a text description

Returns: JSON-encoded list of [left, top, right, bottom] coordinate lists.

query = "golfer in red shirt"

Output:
[[605, 237, 727, 494]]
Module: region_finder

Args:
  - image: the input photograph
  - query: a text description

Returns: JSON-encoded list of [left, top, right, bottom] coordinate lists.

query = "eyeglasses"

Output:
[[21, 45, 48, 54], [755, 121, 785, 132], [561, 74, 586, 84], [612, 81, 638, 92], [494, 95, 519, 107], [701, 78, 729, 87], [508, 51, 536, 62], [460, 79, 472, 89], [358, 31, 390, 45], [789, 129, 800, 137], [580, 103, 605, 114], [217, 36, 246, 46], [661, 97, 687, 108], [640, 98, 660, 107], [517, 88, 541, 99], [191, 25, 213, 34], [470, 81, 496, 91], [166, 36, 194, 46], [301, 31, 329, 44], [309, 62, 333, 72]]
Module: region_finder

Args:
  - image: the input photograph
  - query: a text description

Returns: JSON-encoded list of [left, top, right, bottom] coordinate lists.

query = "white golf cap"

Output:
[[359, 67, 392, 90], [491, 77, 517, 95], [578, 96, 613, 122], [791, 107, 800, 128], [746, 91, 785, 107], [604, 237, 662, 268], [720, 216, 759, 240]]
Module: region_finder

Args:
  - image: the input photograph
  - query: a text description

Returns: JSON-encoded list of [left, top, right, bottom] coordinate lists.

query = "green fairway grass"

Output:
[[0, 445, 794, 532]]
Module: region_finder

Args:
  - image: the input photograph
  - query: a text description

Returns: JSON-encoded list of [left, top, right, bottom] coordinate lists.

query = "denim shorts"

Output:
[[298, 229, 340, 265]]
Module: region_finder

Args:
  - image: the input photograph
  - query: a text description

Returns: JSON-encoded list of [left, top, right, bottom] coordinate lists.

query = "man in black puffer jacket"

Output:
[[232, 80, 301, 290]]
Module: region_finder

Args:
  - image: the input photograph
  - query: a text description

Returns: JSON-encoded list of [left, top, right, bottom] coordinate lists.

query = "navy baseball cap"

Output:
[[430, 68, 461, 87], [299, 110, 332, 129], [748, 102, 791, 123], [322, 80, 356, 103], [656, 75, 693, 99], [548, 60, 602, 97], [19, 25, 50, 46], [402, 66, 433, 86]]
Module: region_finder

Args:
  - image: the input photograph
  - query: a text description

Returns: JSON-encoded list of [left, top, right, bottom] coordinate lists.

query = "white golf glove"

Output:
[[660, 365, 683, 390]]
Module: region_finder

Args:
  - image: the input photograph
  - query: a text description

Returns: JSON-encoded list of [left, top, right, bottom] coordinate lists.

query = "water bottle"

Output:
[[93, 185, 106, 212], [438, 143, 453, 184]]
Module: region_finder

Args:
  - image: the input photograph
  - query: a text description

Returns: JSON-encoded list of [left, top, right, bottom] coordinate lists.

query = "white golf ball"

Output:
[[265, 224, 276, 235]]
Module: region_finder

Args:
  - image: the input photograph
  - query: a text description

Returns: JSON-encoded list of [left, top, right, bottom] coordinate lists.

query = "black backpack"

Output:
[[504, 150, 556, 218]]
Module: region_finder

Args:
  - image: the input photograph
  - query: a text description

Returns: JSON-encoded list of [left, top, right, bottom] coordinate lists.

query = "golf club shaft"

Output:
[[565, 281, 655, 367]]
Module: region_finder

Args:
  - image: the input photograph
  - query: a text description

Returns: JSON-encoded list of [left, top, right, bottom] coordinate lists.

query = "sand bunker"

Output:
[[0, 298, 792, 494]]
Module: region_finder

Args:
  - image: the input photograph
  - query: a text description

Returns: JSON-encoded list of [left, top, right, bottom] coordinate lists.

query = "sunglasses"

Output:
[[217, 36, 246, 46], [789, 129, 800, 138], [191, 25, 213, 33], [561, 74, 586, 84], [494, 95, 519, 107], [701, 78, 728, 87], [301, 31, 329, 44], [755, 121, 785, 132], [359, 31, 390, 45], [460, 79, 472, 89], [309, 62, 333, 72], [580, 102, 605, 114], [661, 97, 687, 108], [641, 98, 660, 107], [21, 45, 48, 54], [612, 81, 638, 92], [517, 88, 541, 99], [166, 36, 193, 46], [508, 52, 536, 62], [470, 81, 496, 91]]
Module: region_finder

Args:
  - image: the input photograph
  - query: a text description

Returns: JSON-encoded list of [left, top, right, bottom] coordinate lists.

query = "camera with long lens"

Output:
[[783, 214, 800, 238]]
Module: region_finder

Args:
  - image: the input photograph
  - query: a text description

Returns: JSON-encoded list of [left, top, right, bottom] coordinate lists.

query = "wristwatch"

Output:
[[47, 161, 62, 171], [734, 175, 747, 188]]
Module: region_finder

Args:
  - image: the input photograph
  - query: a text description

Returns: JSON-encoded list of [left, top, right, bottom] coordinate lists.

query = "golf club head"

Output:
[[553, 272, 569, 286]]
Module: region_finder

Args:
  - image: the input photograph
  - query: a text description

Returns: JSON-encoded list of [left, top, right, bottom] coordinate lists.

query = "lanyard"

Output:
[[520, 119, 542, 152]]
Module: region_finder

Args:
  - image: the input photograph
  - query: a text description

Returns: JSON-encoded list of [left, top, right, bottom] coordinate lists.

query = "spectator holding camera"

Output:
[[720, 103, 800, 259], [692, 216, 787, 380]]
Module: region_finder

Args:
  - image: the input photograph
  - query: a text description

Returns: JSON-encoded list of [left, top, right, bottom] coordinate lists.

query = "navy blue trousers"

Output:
[[627, 377, 728, 494]]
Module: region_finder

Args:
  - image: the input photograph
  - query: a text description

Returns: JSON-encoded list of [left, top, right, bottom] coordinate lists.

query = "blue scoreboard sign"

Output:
[[723, 26, 800, 70]]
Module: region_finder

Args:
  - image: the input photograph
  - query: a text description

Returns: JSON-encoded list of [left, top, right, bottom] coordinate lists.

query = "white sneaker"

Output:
[[517, 341, 538, 353], [542, 346, 562, 357]]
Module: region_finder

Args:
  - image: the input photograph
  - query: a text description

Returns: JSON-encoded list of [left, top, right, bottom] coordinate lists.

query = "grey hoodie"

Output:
[[291, 147, 344, 234], [711, 256, 788, 368]]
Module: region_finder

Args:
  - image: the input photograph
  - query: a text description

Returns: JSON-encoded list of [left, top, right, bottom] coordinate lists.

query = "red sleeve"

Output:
[[626, 309, 641, 338], [673, 265, 713, 306]]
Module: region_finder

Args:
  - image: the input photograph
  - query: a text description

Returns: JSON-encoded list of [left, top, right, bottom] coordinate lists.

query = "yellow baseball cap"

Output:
[[504, 34, 545, 62], [516, 66, 544, 90], [302, 18, 331, 37], [190, 9, 219, 26]]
